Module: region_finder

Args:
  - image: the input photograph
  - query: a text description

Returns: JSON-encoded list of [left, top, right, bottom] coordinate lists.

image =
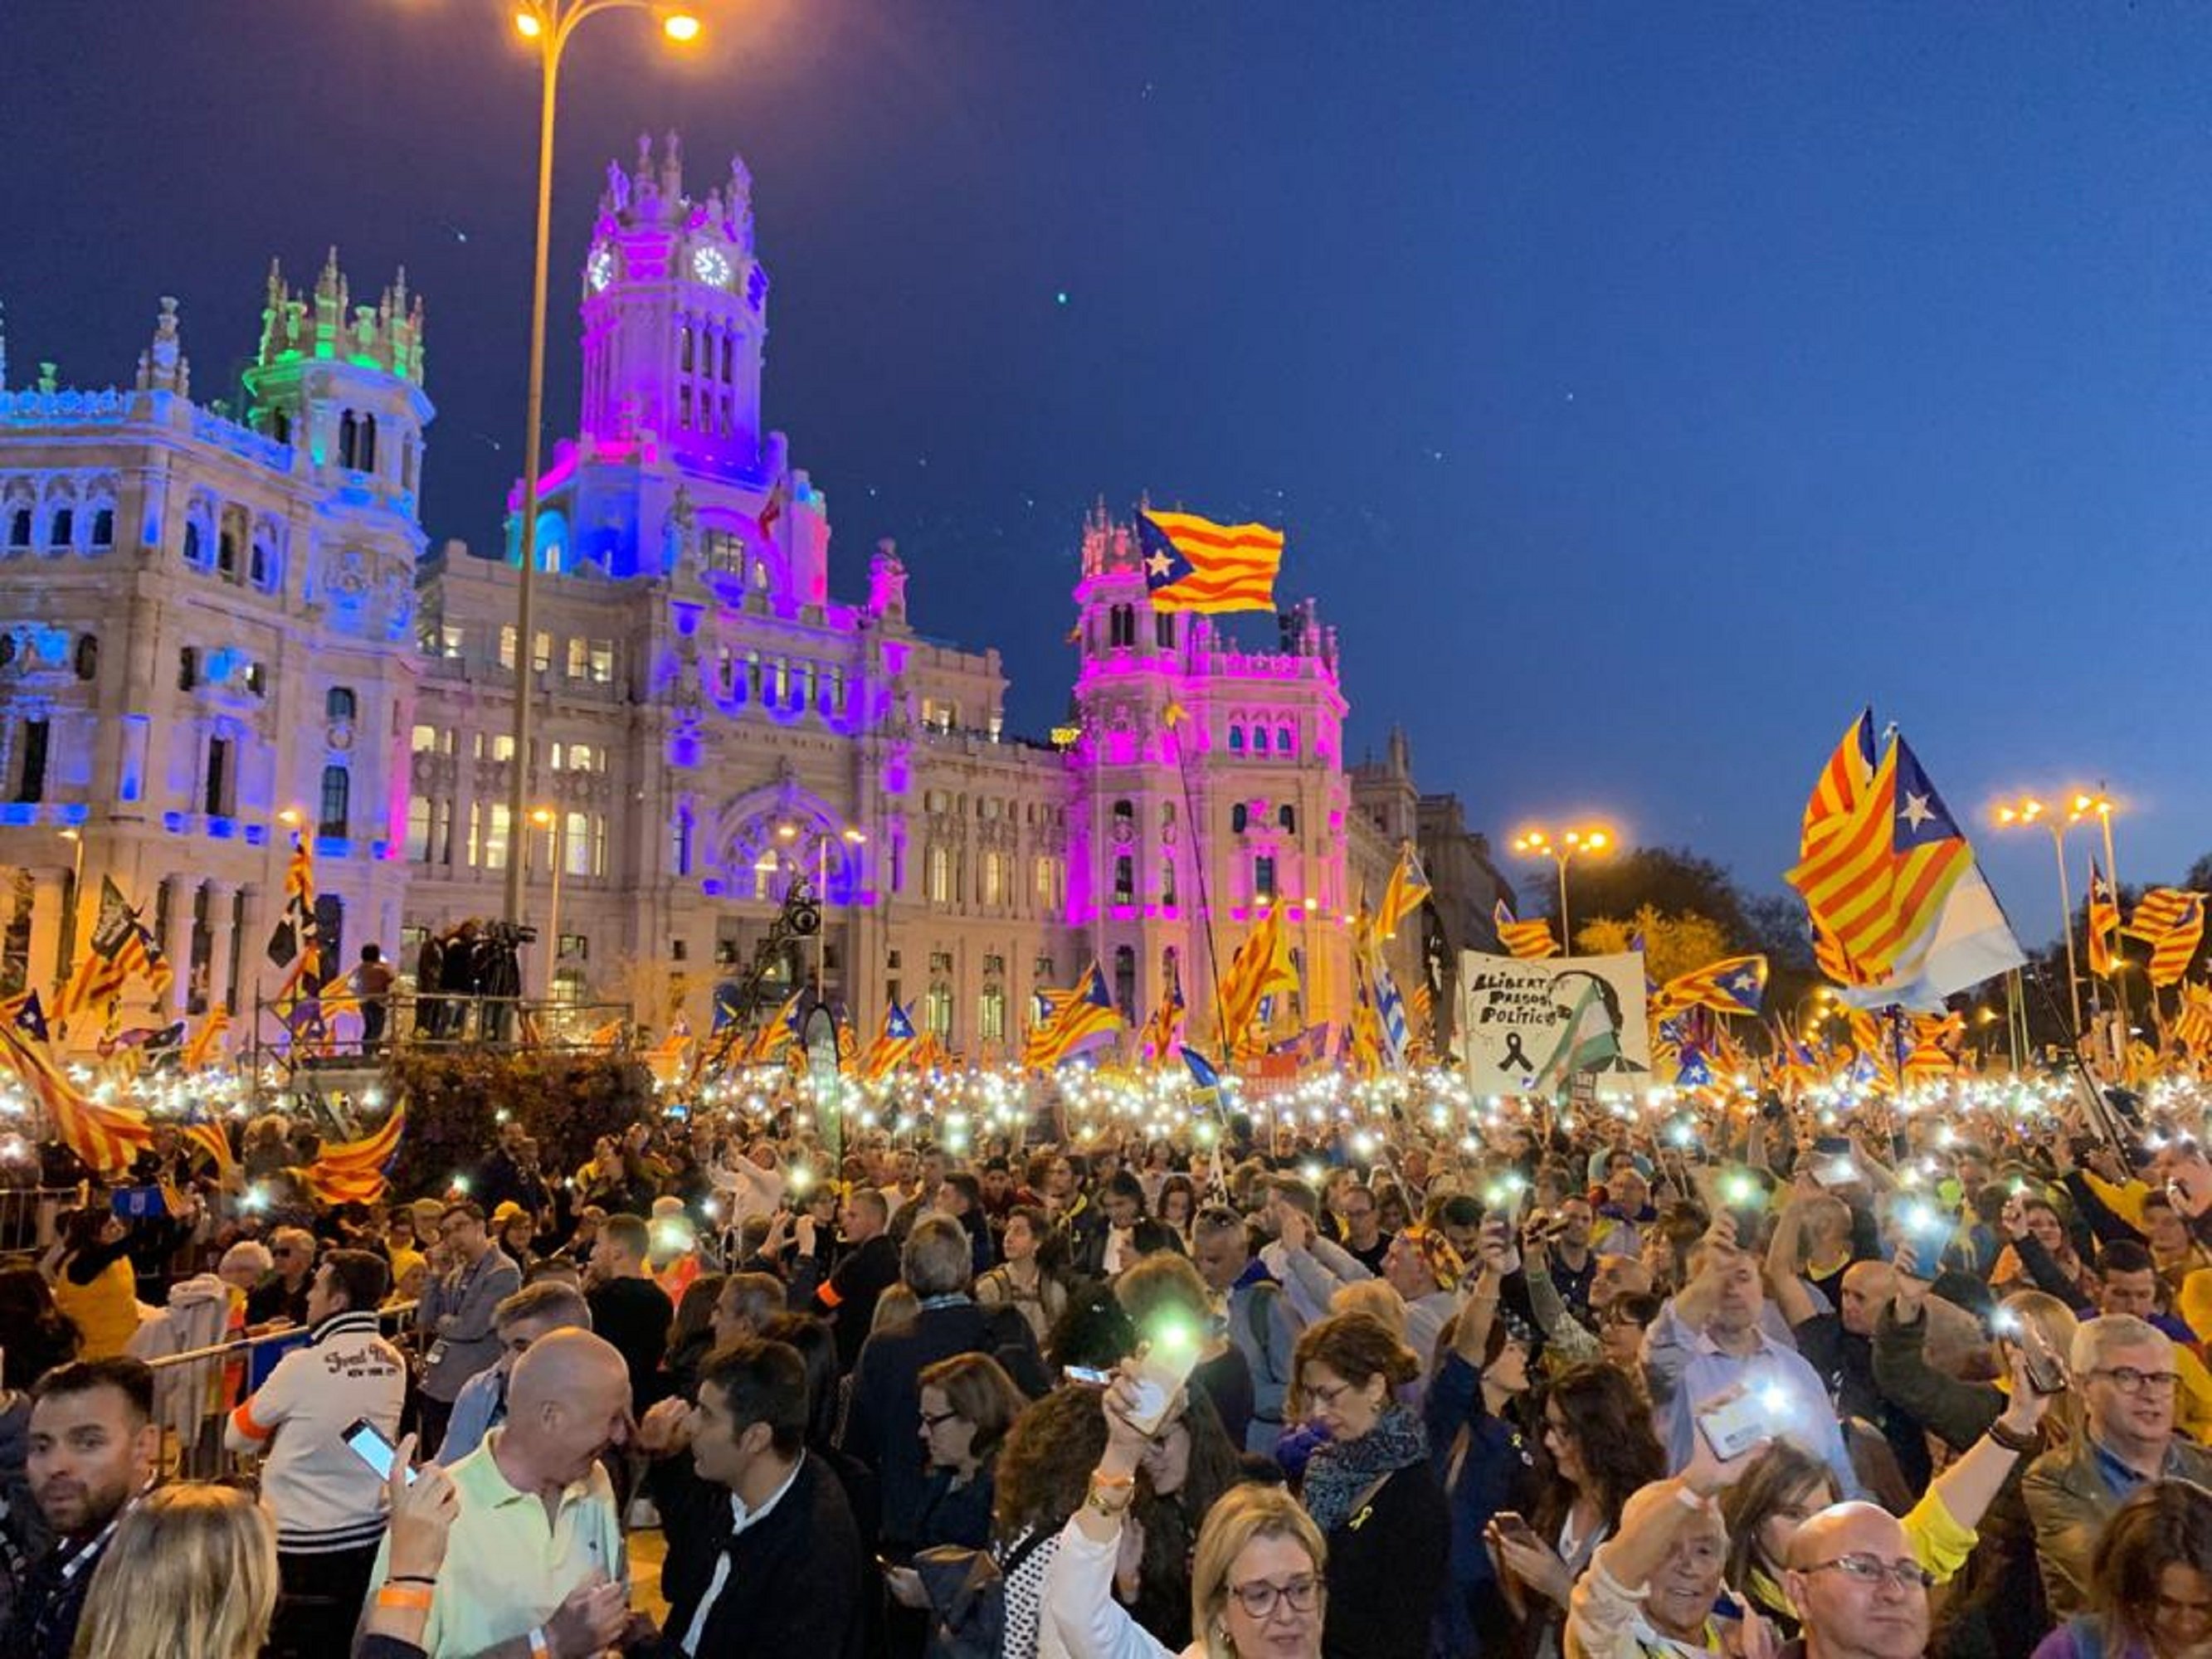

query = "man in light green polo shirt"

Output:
[[366, 1329, 634, 1658]]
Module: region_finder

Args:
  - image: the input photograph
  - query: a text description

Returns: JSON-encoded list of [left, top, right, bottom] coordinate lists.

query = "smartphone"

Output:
[[341, 1417, 415, 1485], [110, 1185, 168, 1220], [1695, 1388, 1782, 1461], [2014, 1323, 2068, 1397], [1127, 1320, 1205, 1437], [1489, 1511, 1539, 1547], [1062, 1365, 1115, 1387]]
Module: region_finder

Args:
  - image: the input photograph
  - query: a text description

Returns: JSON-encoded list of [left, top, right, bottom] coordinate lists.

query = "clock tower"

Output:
[[578, 131, 767, 479]]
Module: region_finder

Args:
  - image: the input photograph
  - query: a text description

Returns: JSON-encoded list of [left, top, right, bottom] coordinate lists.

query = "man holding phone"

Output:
[[227, 1248, 402, 1657]]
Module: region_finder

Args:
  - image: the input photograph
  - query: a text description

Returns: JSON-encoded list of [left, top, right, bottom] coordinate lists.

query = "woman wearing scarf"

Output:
[[1293, 1311, 1449, 1659]]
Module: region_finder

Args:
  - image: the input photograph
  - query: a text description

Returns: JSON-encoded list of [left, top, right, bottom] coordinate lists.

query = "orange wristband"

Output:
[[376, 1584, 434, 1611]]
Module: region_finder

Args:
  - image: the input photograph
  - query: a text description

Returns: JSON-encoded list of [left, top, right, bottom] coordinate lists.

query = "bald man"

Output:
[[366, 1330, 634, 1658], [1771, 1232, 1932, 1495], [1782, 1501, 1932, 1658]]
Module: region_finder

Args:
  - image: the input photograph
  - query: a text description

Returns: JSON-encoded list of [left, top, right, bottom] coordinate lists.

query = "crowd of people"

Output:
[[8, 1083, 2212, 1658]]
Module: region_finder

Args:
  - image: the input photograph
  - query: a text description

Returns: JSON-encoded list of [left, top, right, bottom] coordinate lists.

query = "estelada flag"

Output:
[[1138, 509, 1284, 615]]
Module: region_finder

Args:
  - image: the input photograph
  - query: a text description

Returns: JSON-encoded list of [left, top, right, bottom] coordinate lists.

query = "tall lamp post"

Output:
[[56, 827, 84, 994], [496, 0, 702, 927], [1510, 825, 1614, 950], [1994, 794, 2093, 1036], [529, 807, 565, 1000]]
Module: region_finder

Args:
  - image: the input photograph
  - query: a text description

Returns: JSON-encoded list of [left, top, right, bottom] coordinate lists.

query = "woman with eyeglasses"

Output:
[[913, 1352, 1027, 1552], [1490, 1361, 1664, 1659], [1045, 1369, 1328, 1659], [2033, 1478, 2212, 1659], [1292, 1311, 1449, 1659]]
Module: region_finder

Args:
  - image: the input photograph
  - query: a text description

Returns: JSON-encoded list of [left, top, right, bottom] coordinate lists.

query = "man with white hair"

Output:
[[2023, 1311, 2212, 1615]]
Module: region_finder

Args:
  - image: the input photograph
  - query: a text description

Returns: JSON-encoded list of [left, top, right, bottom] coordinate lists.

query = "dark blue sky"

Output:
[[8, 2, 2210, 941]]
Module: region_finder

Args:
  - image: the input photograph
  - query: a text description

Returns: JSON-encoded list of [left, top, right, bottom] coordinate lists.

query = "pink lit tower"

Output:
[[514, 132, 827, 601], [1066, 504, 1364, 1049]]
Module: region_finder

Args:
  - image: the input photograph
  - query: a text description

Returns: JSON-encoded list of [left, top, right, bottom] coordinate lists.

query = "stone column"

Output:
[[159, 876, 195, 1019], [204, 881, 236, 1014], [27, 873, 63, 1002]]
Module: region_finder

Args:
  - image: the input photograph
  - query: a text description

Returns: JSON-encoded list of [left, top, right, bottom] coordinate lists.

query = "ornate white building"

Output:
[[0, 136, 1435, 1058]]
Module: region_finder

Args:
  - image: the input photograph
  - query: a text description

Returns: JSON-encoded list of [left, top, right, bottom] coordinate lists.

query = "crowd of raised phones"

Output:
[[9, 1097, 2212, 1658]]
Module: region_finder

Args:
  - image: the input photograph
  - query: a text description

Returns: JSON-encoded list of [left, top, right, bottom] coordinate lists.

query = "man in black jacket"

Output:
[[791, 1188, 902, 1371], [634, 1338, 865, 1659], [840, 1215, 1046, 1554]]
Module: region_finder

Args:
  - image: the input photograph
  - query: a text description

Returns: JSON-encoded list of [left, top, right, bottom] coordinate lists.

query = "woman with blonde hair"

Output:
[[72, 1483, 277, 1659], [1045, 1369, 1329, 1659]]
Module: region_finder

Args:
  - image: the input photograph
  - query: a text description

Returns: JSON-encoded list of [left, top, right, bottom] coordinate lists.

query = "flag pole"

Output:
[[1167, 715, 1235, 1071]]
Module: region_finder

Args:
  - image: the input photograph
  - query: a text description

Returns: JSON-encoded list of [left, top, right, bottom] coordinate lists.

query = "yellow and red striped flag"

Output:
[[858, 1003, 919, 1080], [2087, 863, 2121, 979], [57, 878, 171, 1021], [183, 1005, 231, 1070], [1216, 905, 1300, 1047], [2149, 896, 2206, 987], [1020, 988, 1075, 1069], [1027, 963, 1123, 1069], [0, 992, 150, 1175], [305, 1103, 407, 1205], [1376, 843, 1432, 941], [1140, 971, 1185, 1063], [1787, 729, 1976, 984], [2127, 888, 2200, 943], [2175, 982, 2212, 1061], [1138, 508, 1284, 615], [1493, 899, 1558, 961], [180, 1117, 236, 1180]]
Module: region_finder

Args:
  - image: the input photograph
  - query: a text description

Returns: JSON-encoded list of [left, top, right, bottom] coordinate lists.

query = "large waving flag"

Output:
[[2149, 896, 2206, 988], [1376, 842, 1432, 941], [1216, 904, 1300, 1046], [1803, 708, 1878, 847], [2087, 863, 2121, 979], [58, 877, 171, 1023], [1029, 962, 1123, 1068], [180, 1115, 237, 1180], [2127, 888, 2200, 942], [266, 834, 323, 1027], [1137, 508, 1284, 615], [2175, 982, 2212, 1062], [182, 1005, 231, 1071], [0, 992, 151, 1174], [1787, 719, 2022, 1007], [305, 1103, 407, 1205], [1020, 988, 1075, 1069], [1652, 955, 1770, 1020], [748, 991, 805, 1065], [1140, 966, 1185, 1062], [858, 1003, 919, 1080], [1493, 898, 1559, 961]]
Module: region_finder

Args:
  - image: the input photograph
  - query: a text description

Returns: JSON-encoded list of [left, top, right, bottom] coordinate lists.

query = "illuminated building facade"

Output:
[[0, 135, 1430, 1056]]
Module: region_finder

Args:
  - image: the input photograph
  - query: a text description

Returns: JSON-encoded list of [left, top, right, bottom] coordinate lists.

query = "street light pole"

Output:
[[497, 0, 700, 926], [1995, 796, 2084, 1036], [57, 827, 83, 995], [1510, 825, 1614, 952]]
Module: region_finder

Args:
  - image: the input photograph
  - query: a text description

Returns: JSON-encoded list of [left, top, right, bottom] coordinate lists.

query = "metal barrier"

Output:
[[144, 1301, 420, 1481], [0, 1186, 76, 1253]]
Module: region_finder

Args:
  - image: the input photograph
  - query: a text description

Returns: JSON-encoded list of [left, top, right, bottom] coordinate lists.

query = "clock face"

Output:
[[691, 245, 732, 288], [587, 246, 615, 293]]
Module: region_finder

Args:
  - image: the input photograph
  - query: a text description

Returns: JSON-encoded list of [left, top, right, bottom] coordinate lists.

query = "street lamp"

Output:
[[1993, 794, 2096, 1034], [529, 806, 564, 999], [56, 827, 83, 994], [495, 0, 703, 928], [1510, 825, 1614, 949]]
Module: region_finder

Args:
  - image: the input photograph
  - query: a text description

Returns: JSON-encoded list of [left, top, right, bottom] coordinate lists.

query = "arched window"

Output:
[[6, 509, 29, 550], [1227, 725, 1245, 754], [217, 527, 239, 579], [338, 411, 359, 469], [1252, 725, 1269, 754], [1113, 855, 1134, 904], [1278, 725, 1294, 754], [270, 410, 291, 446], [325, 686, 358, 722], [319, 765, 350, 836], [90, 508, 114, 549], [1113, 946, 1137, 1018], [181, 520, 202, 567], [1278, 804, 1296, 834], [681, 326, 696, 373], [1230, 802, 1249, 834], [358, 414, 378, 473], [1254, 855, 1277, 897], [1162, 857, 1177, 907], [248, 538, 273, 590], [46, 508, 72, 551], [178, 647, 198, 690], [1108, 605, 1136, 649], [1154, 611, 1175, 649], [1113, 799, 1134, 828], [73, 636, 97, 682]]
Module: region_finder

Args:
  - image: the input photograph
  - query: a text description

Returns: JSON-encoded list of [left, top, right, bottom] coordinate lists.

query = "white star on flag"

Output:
[[1145, 549, 1173, 578], [1899, 792, 1936, 831]]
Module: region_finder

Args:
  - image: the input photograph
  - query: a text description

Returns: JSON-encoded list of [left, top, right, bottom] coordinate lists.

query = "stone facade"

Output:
[[0, 136, 1439, 1058]]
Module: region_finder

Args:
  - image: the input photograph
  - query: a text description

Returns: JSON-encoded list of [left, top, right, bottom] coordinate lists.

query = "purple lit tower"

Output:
[[1067, 505, 1374, 1045]]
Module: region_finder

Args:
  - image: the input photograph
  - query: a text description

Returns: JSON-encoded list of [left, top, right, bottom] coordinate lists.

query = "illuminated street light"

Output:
[[1992, 792, 2088, 1034], [486, 0, 704, 928], [1510, 825, 1615, 948]]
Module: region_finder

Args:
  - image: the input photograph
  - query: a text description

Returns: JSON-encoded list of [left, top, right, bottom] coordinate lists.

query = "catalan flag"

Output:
[[1029, 962, 1123, 1069], [1802, 708, 1878, 848], [2086, 862, 2121, 980], [647, 1016, 694, 1087], [183, 1005, 231, 1071], [2127, 888, 2200, 943], [57, 877, 170, 1022], [1137, 508, 1284, 615], [267, 834, 323, 1024], [858, 1003, 919, 1080], [0, 991, 150, 1175], [1493, 898, 1559, 961], [305, 1103, 407, 1205], [2175, 982, 2212, 1061], [1140, 966, 1185, 1062], [1347, 964, 1384, 1078], [1020, 988, 1076, 1069], [1216, 903, 1300, 1048], [2149, 895, 2205, 987], [1376, 842, 1432, 941], [1406, 980, 1435, 1063], [1787, 719, 2020, 1006], [749, 992, 804, 1064], [1651, 956, 1770, 1021]]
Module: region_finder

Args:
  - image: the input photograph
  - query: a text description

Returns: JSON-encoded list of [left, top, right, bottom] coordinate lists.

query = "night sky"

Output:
[[8, 3, 2212, 942]]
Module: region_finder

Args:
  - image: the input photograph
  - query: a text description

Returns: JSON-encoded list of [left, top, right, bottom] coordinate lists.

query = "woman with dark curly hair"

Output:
[[1492, 1361, 1666, 1659], [1294, 1311, 1449, 1659], [1123, 1381, 1248, 1647], [995, 1384, 1113, 1659]]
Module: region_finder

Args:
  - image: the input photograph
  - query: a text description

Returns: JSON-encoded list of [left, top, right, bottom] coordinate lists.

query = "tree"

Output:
[[1576, 907, 1730, 984], [1549, 845, 1755, 945]]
